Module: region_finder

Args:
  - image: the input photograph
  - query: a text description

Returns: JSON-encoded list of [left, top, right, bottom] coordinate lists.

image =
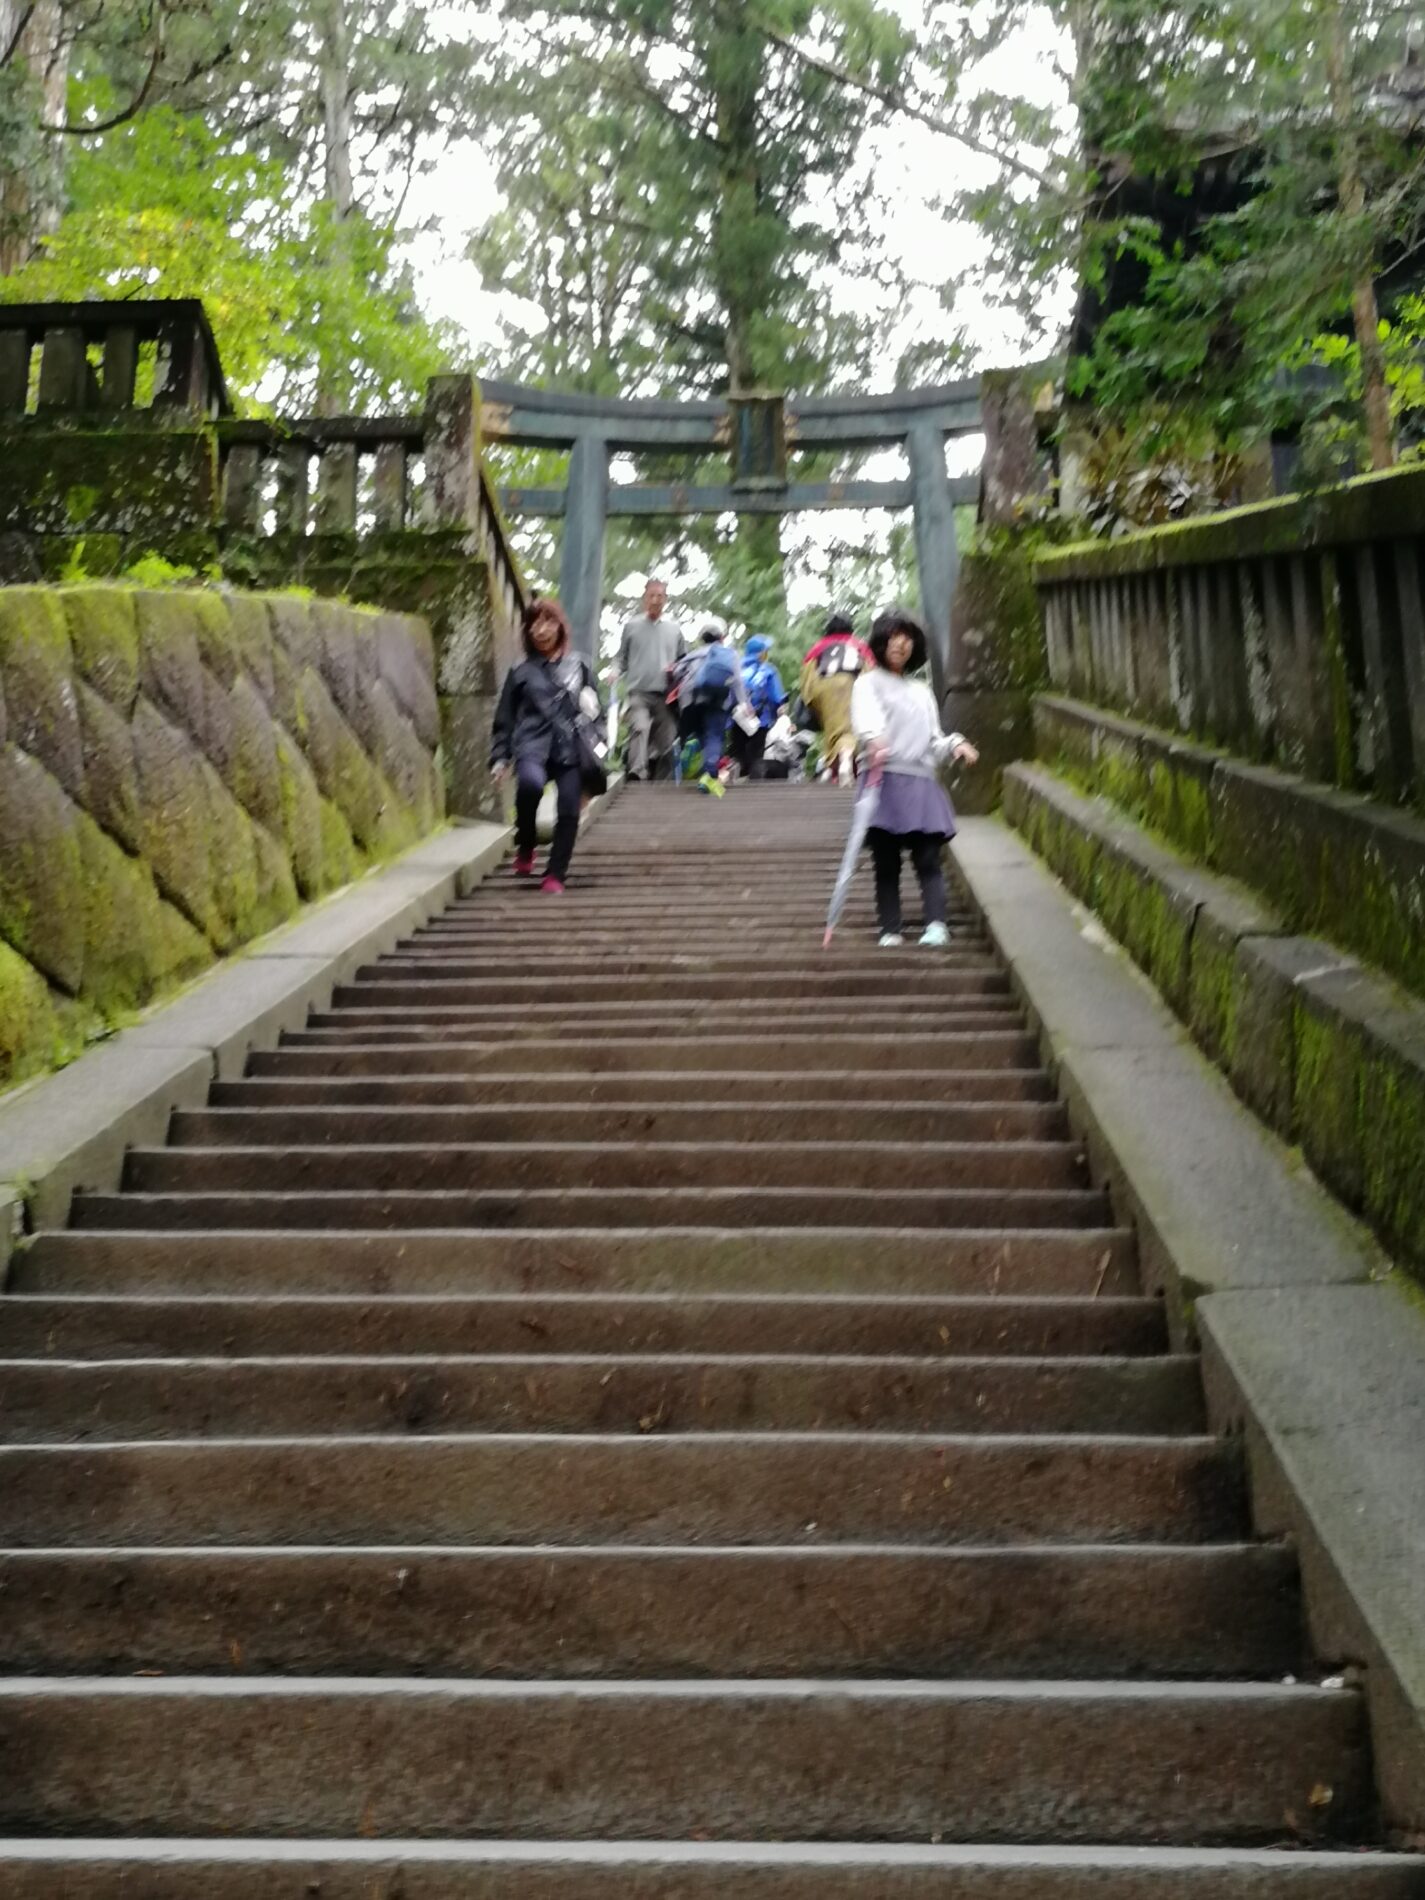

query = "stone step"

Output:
[[72, 1185, 1113, 1232], [210, 1070, 1061, 1106], [245, 1034, 1043, 1076], [180, 1100, 1073, 1146], [0, 1678, 1369, 1845], [0, 1353, 1203, 1441], [0, 1542, 1291, 1678], [335, 978, 1014, 1007], [18, 1229, 1139, 1297], [122, 1140, 1092, 1196], [361, 964, 1009, 994], [4, 1842, 1423, 1899], [0, 1433, 1243, 1546], [291, 1008, 1022, 1040], [0, 1291, 1165, 1359]]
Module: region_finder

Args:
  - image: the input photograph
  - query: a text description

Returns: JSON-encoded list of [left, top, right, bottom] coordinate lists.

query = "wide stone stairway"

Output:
[[0, 783, 1420, 1895]]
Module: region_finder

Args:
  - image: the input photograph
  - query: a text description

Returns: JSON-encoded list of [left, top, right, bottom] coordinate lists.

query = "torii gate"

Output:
[[479, 380, 988, 690]]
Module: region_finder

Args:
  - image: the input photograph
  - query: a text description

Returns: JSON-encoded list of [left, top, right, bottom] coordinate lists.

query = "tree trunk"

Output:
[[711, 21, 786, 617], [0, 0, 69, 275], [314, 0, 357, 414], [1324, 0, 1395, 470]]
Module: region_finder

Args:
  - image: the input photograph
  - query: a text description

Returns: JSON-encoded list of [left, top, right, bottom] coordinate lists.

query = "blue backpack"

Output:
[[693, 642, 736, 703]]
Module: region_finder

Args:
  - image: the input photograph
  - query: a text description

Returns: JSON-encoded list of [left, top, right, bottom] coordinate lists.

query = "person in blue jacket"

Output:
[[686, 621, 752, 798], [730, 635, 787, 780]]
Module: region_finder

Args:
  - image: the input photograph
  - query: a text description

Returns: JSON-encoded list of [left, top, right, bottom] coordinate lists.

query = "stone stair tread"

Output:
[[0, 1676, 1373, 1847], [4, 1840, 1424, 1898]]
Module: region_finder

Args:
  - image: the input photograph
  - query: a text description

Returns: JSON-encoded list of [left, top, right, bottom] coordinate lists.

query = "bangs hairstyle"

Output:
[[869, 608, 928, 673], [521, 596, 572, 658]]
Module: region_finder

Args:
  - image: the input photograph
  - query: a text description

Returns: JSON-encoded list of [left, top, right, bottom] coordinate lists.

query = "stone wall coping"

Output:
[[0, 820, 508, 1247], [953, 815, 1425, 1831], [1033, 463, 1425, 583]]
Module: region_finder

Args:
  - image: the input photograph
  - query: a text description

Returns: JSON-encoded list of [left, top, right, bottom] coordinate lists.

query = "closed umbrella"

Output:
[[822, 771, 881, 948]]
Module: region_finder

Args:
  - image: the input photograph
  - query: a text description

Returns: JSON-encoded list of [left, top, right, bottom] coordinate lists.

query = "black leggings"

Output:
[[869, 830, 947, 935], [515, 758, 582, 882]]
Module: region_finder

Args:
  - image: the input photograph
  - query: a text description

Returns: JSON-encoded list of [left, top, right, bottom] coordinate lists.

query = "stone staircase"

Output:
[[0, 782, 1420, 1895]]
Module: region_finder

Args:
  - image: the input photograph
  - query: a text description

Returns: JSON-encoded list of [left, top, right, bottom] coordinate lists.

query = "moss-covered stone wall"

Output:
[[0, 583, 443, 1091]]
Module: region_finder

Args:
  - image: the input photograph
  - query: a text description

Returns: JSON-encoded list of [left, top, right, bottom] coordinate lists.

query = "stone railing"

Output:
[[0, 301, 230, 421], [0, 582, 441, 1091], [1035, 466, 1425, 807]]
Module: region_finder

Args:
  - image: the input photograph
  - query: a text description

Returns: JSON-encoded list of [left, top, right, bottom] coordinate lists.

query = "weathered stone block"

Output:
[[135, 591, 208, 743], [0, 744, 86, 994], [378, 612, 440, 748], [76, 812, 172, 1015], [131, 699, 218, 943], [268, 594, 321, 680], [0, 588, 84, 802], [1186, 885, 1283, 1071], [317, 797, 360, 893], [297, 670, 382, 850], [62, 587, 140, 714], [224, 592, 276, 704], [0, 938, 65, 1090], [1211, 759, 1425, 997], [1293, 964, 1425, 1269], [75, 679, 142, 856], [274, 728, 325, 902], [1230, 935, 1355, 1137], [221, 674, 284, 840]]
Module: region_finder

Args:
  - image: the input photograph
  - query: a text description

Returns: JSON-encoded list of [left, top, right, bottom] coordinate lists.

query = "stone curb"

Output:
[[0, 820, 509, 1250], [953, 816, 1425, 1833], [1002, 761, 1425, 1279]]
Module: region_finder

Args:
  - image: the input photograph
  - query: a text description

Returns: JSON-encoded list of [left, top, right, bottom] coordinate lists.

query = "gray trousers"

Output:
[[626, 689, 677, 779]]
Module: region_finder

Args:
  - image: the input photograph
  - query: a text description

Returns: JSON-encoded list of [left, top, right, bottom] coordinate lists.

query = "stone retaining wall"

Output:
[[1003, 762, 1425, 1281], [0, 584, 442, 1090]]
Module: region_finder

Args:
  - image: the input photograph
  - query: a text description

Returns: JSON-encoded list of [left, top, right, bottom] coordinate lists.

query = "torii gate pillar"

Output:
[[907, 418, 961, 696], [560, 431, 610, 662]]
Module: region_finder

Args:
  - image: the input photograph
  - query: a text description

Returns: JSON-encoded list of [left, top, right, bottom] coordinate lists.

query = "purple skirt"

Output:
[[866, 769, 957, 841]]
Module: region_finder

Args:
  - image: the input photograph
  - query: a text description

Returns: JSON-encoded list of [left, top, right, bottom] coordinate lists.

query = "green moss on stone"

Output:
[[0, 938, 67, 1091], [61, 586, 141, 713], [317, 797, 360, 893]]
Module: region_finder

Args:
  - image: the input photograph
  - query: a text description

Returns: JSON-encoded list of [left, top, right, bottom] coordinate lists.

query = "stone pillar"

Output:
[[422, 374, 501, 820], [908, 420, 961, 696], [560, 432, 610, 663], [979, 369, 1052, 527]]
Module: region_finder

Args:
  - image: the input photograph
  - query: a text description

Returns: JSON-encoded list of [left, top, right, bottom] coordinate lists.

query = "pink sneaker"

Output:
[[513, 851, 536, 877], [541, 876, 565, 895]]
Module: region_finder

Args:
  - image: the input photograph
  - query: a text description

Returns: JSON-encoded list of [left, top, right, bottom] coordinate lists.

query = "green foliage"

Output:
[[0, 5, 481, 412]]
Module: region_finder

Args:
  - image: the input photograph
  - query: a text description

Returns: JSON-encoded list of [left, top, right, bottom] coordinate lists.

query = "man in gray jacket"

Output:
[[616, 576, 684, 780]]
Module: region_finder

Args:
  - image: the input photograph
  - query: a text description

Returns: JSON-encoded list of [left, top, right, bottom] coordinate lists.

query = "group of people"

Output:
[[489, 576, 978, 943], [616, 577, 788, 796]]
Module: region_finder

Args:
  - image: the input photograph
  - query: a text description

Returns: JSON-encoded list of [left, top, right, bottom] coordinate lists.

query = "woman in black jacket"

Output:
[[490, 597, 601, 894]]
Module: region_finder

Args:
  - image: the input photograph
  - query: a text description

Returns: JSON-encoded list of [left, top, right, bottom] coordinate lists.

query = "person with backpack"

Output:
[[730, 635, 786, 780], [851, 605, 979, 947], [687, 620, 751, 799], [799, 612, 875, 785], [489, 596, 604, 894]]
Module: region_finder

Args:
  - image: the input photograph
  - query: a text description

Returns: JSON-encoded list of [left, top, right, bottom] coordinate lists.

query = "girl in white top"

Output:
[[851, 608, 979, 947]]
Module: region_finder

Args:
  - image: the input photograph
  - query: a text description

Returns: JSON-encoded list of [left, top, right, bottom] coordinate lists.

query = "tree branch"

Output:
[[53, 21, 164, 134], [748, 10, 1070, 196]]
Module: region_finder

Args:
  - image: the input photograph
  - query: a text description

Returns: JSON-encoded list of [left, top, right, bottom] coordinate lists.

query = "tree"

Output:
[[0, 1, 487, 411], [899, 0, 1424, 483], [473, 0, 919, 617]]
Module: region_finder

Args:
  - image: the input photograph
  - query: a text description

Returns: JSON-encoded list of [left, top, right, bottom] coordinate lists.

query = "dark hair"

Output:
[[825, 612, 855, 636], [521, 596, 571, 659], [869, 607, 928, 673]]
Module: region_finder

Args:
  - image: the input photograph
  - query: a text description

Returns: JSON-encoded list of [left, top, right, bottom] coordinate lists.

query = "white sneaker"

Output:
[[919, 922, 950, 948], [878, 933, 904, 948]]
